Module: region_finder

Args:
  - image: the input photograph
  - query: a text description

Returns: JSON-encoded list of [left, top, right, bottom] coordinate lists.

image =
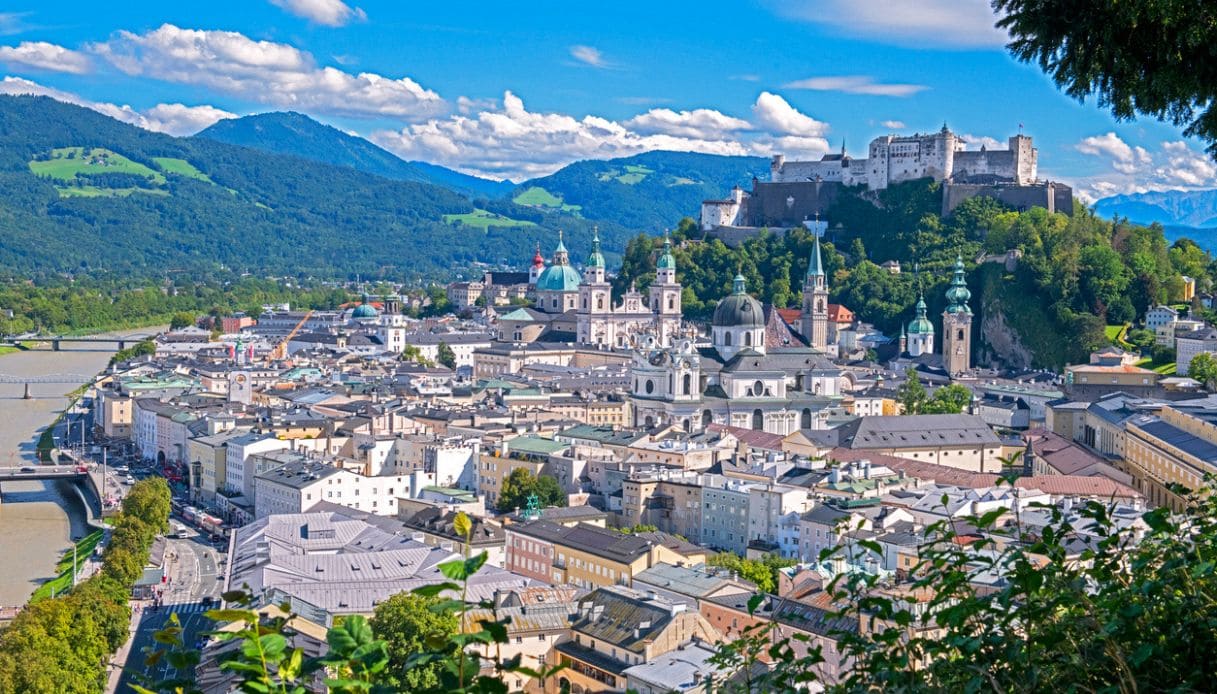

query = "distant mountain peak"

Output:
[[199, 111, 513, 198]]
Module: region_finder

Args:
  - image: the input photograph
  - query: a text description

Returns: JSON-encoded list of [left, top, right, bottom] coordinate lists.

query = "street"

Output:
[[113, 529, 226, 693]]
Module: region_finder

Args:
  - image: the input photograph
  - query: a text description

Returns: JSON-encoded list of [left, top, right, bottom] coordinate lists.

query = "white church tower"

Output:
[[650, 234, 682, 345], [577, 228, 612, 346], [801, 233, 829, 350]]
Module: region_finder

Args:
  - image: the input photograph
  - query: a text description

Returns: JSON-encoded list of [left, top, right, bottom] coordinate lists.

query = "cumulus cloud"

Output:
[[0, 41, 91, 74], [751, 91, 828, 137], [1072, 133, 1217, 199], [881, 119, 905, 130], [570, 45, 610, 68], [89, 24, 443, 120], [370, 91, 754, 180], [960, 133, 1003, 150], [0, 75, 235, 135], [623, 107, 752, 139], [269, 0, 366, 26], [785, 75, 927, 97], [769, 0, 1007, 49]]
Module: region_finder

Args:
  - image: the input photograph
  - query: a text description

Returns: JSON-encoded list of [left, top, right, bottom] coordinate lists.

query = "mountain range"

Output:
[[0, 96, 778, 281], [1093, 189, 1217, 250], [198, 112, 514, 199]]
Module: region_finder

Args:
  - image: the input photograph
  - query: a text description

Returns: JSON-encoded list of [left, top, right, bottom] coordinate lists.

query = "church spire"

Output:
[[807, 232, 824, 279], [945, 253, 972, 314], [587, 226, 605, 268]]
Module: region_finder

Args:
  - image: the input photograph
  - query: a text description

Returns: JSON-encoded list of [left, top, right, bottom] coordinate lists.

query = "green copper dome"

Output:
[[536, 231, 581, 291], [657, 234, 676, 270], [712, 274, 764, 328], [587, 228, 605, 269], [352, 303, 378, 319], [907, 294, 934, 335], [945, 253, 972, 314], [536, 264, 581, 292]]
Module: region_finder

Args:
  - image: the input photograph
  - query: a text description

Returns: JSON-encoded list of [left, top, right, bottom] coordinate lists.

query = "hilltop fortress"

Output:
[[702, 125, 1071, 234]]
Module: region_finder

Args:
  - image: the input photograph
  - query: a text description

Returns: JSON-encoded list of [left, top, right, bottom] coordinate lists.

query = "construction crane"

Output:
[[268, 310, 313, 363]]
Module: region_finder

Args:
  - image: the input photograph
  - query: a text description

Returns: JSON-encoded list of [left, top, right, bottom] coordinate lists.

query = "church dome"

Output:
[[712, 274, 764, 328], [535, 264, 582, 292], [352, 302, 379, 319], [907, 296, 934, 335]]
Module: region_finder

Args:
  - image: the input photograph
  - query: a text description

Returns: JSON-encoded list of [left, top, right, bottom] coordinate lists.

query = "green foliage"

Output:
[[110, 339, 156, 365], [399, 344, 435, 367], [896, 368, 928, 414], [1188, 352, 1217, 388], [707, 552, 796, 594], [0, 95, 612, 281], [520, 150, 768, 230], [436, 342, 457, 369], [370, 593, 459, 690], [0, 477, 169, 693], [1127, 327, 1156, 352], [615, 524, 659, 534], [997, 0, 1217, 155], [921, 383, 974, 415], [168, 311, 197, 330], [496, 468, 566, 513]]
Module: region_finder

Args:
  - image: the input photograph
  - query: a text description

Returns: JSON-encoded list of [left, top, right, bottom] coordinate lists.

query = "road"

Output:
[[114, 528, 226, 692]]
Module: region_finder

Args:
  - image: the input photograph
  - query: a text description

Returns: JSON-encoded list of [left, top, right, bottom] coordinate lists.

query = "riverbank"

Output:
[[30, 527, 105, 602], [0, 327, 155, 606]]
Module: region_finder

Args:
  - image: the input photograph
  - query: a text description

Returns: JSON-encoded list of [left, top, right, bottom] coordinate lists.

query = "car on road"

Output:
[[124, 475, 135, 485], [200, 596, 216, 608], [19, 466, 36, 473]]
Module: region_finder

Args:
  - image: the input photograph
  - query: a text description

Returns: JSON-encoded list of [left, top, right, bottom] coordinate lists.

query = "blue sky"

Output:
[[0, 0, 1212, 198]]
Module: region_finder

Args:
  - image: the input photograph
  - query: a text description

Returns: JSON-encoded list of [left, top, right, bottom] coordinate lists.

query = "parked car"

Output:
[[124, 475, 135, 485]]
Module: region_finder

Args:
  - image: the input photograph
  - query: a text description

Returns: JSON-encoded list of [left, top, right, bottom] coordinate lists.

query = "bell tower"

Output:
[[577, 228, 612, 346], [801, 231, 829, 350], [942, 253, 973, 375], [649, 233, 682, 346]]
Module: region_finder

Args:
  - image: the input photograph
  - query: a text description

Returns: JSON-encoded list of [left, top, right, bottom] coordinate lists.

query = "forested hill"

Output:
[[512, 151, 770, 230], [617, 181, 1216, 369], [198, 112, 514, 199], [0, 96, 608, 280]]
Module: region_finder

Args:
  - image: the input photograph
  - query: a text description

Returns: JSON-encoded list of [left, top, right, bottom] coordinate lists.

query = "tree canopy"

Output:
[[996, 0, 1217, 156], [496, 468, 566, 512]]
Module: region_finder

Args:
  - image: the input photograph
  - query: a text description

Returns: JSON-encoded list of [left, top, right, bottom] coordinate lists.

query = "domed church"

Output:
[[631, 269, 851, 435]]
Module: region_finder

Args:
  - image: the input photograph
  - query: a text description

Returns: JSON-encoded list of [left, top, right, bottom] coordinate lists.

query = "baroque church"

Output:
[[629, 235, 854, 436], [894, 254, 974, 376]]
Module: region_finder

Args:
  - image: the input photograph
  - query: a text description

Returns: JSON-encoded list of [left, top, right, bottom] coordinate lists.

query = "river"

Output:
[[0, 330, 155, 607]]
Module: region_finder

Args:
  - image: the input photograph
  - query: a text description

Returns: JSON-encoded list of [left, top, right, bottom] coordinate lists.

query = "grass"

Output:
[[1106, 323, 1134, 350], [31, 530, 106, 602], [597, 164, 654, 185], [30, 147, 166, 184], [443, 208, 537, 230], [512, 185, 581, 213], [0, 341, 34, 356], [153, 157, 214, 183], [1134, 356, 1178, 375], [669, 176, 697, 186], [57, 186, 169, 198]]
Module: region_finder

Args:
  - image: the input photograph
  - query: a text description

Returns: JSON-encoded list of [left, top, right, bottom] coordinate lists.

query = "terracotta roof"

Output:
[[829, 448, 1141, 499], [708, 423, 785, 451], [827, 303, 853, 323], [1067, 363, 1156, 374]]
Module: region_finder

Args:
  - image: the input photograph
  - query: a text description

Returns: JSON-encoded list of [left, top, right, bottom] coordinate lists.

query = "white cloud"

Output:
[[570, 45, 610, 69], [0, 75, 235, 135], [750, 91, 828, 137], [769, 0, 1007, 49], [370, 91, 753, 180], [730, 74, 761, 82], [0, 41, 91, 74], [623, 107, 752, 139], [268, 0, 366, 26], [1072, 133, 1217, 199], [960, 133, 1003, 150], [881, 120, 905, 130], [89, 24, 443, 120], [784, 75, 927, 97]]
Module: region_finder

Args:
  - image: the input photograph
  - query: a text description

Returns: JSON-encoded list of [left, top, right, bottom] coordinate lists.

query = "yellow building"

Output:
[[1123, 406, 1217, 511]]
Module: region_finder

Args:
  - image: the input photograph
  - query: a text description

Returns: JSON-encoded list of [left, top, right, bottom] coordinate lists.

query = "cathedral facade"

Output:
[[575, 232, 683, 349]]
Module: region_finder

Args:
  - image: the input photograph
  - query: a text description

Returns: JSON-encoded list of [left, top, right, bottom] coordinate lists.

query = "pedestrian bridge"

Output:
[[0, 465, 105, 513]]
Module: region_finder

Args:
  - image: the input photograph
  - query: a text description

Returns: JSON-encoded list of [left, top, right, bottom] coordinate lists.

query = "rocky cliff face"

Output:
[[978, 300, 1035, 369]]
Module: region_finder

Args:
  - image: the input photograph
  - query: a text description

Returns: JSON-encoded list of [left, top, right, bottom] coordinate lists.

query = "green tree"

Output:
[[707, 552, 796, 594], [922, 384, 974, 414], [370, 592, 460, 691], [1127, 328, 1156, 352], [896, 367, 928, 414], [996, 0, 1217, 155], [1188, 352, 1217, 388], [168, 311, 196, 330], [497, 467, 566, 512], [436, 341, 457, 369]]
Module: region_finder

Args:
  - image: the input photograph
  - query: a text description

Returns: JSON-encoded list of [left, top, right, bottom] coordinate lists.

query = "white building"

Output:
[[224, 433, 291, 499], [1176, 326, 1217, 376], [254, 459, 432, 519]]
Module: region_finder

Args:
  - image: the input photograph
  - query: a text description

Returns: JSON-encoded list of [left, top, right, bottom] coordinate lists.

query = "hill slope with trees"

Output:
[[198, 112, 514, 199], [0, 96, 609, 281]]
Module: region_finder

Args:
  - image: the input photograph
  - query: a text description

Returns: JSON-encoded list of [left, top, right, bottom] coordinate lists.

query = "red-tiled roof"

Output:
[[709, 423, 785, 451], [828, 448, 1141, 499], [827, 304, 853, 323]]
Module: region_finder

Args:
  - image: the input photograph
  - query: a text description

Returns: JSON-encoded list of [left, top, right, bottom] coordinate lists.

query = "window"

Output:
[[744, 331, 753, 347], [724, 331, 732, 346]]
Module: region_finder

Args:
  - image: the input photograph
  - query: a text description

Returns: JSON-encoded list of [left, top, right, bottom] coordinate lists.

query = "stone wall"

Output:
[[943, 181, 1073, 216]]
